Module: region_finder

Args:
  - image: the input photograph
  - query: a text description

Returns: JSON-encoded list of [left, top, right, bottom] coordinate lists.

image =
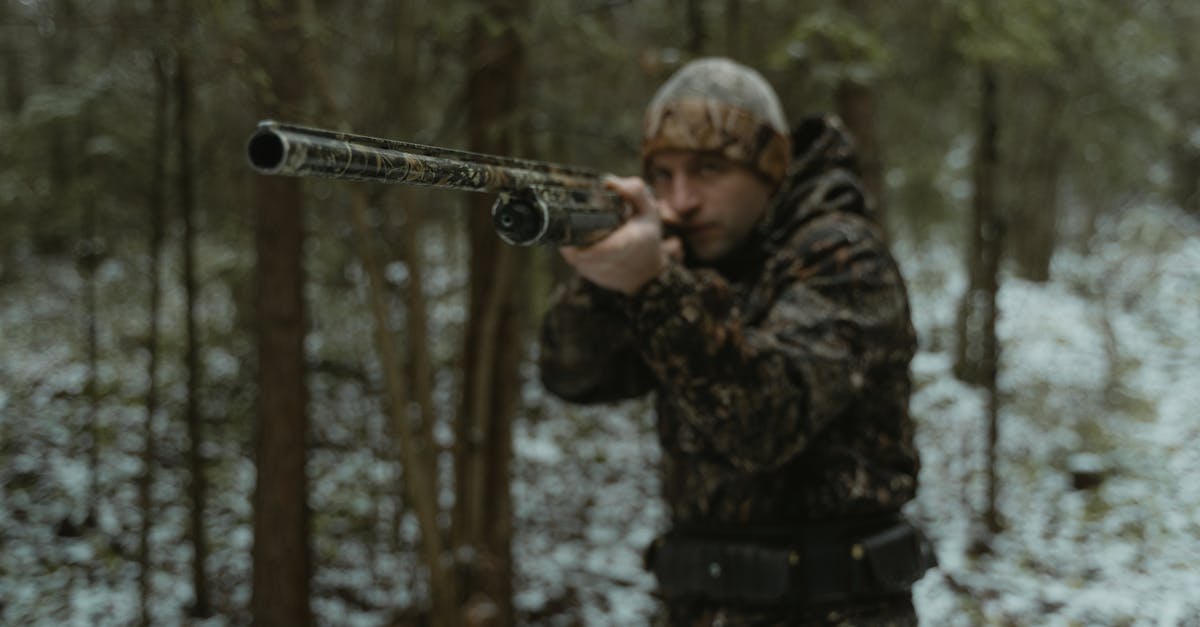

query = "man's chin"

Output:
[[685, 239, 731, 264]]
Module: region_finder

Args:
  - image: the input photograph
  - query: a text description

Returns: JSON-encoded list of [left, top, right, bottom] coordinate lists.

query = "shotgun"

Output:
[[246, 121, 628, 246]]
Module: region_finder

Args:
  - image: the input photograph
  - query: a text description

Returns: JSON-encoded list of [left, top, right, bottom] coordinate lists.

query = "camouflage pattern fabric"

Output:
[[642, 58, 792, 185], [538, 116, 920, 625], [642, 98, 793, 186]]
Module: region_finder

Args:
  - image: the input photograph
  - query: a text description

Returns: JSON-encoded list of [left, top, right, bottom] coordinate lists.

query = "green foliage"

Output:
[[773, 5, 891, 85], [949, 0, 1060, 69]]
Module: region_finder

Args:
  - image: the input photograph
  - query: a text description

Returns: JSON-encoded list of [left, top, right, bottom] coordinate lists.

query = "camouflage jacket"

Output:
[[538, 116, 919, 529]]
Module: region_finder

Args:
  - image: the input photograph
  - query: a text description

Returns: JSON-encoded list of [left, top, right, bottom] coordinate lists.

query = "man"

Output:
[[538, 58, 932, 625]]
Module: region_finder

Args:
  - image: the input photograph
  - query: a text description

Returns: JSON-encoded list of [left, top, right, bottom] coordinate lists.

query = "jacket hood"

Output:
[[760, 115, 872, 248], [696, 115, 870, 280]]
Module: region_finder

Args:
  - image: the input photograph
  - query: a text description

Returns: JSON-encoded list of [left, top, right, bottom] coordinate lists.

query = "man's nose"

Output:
[[664, 177, 701, 219]]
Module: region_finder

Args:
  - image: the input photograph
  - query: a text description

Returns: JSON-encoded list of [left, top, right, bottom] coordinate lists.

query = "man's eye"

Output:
[[697, 161, 726, 176], [650, 170, 672, 185]]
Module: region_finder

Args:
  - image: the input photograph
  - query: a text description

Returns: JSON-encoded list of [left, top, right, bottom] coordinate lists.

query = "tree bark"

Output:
[[251, 168, 312, 627], [955, 65, 1004, 539], [955, 67, 1001, 386], [835, 0, 887, 235], [386, 0, 440, 535], [139, 1, 170, 622], [1165, 4, 1200, 217], [836, 80, 886, 234], [46, 0, 95, 527], [298, 0, 458, 618], [175, 9, 212, 615], [724, 0, 742, 59], [81, 111, 101, 530], [454, 3, 529, 624], [399, 207, 438, 474], [0, 0, 24, 115], [1006, 81, 1065, 282], [685, 0, 707, 57], [33, 0, 78, 256], [348, 192, 456, 627], [1171, 140, 1200, 216], [250, 0, 312, 624]]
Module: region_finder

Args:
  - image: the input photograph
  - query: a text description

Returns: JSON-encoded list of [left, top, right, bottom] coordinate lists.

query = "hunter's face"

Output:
[[647, 150, 775, 262]]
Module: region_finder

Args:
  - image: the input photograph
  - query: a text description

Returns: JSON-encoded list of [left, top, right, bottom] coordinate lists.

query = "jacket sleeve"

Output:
[[625, 213, 915, 474], [538, 274, 655, 404]]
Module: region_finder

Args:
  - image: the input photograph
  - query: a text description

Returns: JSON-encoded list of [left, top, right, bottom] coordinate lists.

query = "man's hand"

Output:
[[560, 176, 683, 296]]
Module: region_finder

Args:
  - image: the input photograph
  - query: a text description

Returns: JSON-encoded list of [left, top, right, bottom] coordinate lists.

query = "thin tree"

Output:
[[297, 2, 456, 620], [139, 1, 171, 622], [290, 1, 466, 620], [835, 0, 888, 235], [0, 0, 24, 116], [1004, 79, 1065, 282], [38, 0, 77, 256], [41, 0, 98, 534], [346, 190, 455, 625], [724, 0, 742, 59], [685, 0, 707, 56], [1165, 4, 1200, 216], [454, 1, 530, 623], [175, 3, 212, 615], [81, 118, 101, 532], [955, 65, 1004, 544], [0, 0, 25, 279], [250, 0, 313, 623], [386, 0, 441, 569]]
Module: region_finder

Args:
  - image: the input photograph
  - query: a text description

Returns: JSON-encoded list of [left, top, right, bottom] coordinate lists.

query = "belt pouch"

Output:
[[652, 535, 793, 605]]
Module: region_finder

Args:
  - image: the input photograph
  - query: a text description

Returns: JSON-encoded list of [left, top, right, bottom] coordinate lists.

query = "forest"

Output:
[[2, 0, 1199, 625]]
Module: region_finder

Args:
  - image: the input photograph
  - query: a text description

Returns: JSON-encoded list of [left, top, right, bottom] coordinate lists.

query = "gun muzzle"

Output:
[[246, 127, 288, 173]]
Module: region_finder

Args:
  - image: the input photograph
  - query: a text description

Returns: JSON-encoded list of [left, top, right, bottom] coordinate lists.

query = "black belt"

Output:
[[647, 514, 936, 607]]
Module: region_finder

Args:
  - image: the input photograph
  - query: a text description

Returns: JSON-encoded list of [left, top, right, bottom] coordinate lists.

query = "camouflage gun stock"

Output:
[[246, 121, 628, 246]]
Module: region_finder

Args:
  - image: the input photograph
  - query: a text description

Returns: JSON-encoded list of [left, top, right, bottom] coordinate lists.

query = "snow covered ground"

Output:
[[2, 203, 1198, 625], [902, 205, 1200, 626]]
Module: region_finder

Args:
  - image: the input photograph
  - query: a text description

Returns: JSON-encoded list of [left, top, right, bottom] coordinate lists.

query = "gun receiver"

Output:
[[246, 121, 627, 246]]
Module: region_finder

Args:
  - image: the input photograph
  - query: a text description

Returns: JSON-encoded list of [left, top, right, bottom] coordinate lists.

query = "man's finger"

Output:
[[604, 175, 658, 220], [559, 246, 581, 266], [662, 236, 684, 263]]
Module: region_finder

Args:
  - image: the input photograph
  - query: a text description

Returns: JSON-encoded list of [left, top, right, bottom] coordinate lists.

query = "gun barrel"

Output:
[[247, 121, 627, 246], [247, 121, 599, 193]]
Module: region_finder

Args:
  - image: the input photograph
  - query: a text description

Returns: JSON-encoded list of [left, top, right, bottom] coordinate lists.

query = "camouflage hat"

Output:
[[642, 57, 792, 185]]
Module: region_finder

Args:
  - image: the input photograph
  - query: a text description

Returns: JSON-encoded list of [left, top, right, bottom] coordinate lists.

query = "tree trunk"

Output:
[[139, 2, 170, 621], [724, 0, 742, 59], [250, 0, 312, 623], [35, 0, 77, 255], [348, 192, 456, 627], [251, 163, 312, 627], [836, 80, 886, 233], [454, 3, 529, 624], [955, 67, 1001, 386], [81, 117, 101, 530], [175, 11, 212, 616], [1165, 4, 1200, 217], [955, 65, 1004, 541], [685, 0, 707, 57], [0, 0, 24, 116], [298, 1, 457, 618], [399, 206, 438, 472], [1172, 141, 1200, 216], [835, 0, 887, 235], [1006, 81, 1065, 282], [46, 0, 94, 528], [386, 0, 440, 539]]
